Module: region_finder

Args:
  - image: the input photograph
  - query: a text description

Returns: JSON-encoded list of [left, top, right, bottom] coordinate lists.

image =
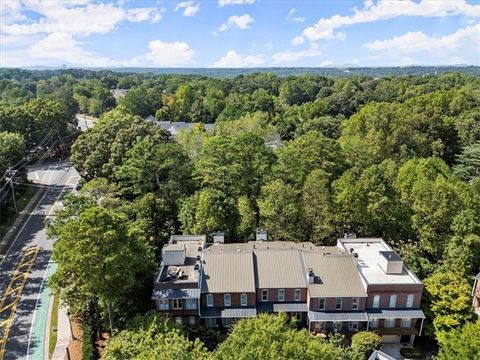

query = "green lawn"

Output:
[[0, 186, 38, 239], [49, 295, 60, 359]]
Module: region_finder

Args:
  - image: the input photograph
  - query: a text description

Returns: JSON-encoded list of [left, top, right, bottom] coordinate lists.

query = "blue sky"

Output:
[[0, 0, 479, 68]]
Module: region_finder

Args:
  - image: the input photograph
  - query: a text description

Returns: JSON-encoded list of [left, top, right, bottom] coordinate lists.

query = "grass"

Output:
[[0, 185, 38, 239], [48, 295, 60, 359], [400, 346, 427, 359]]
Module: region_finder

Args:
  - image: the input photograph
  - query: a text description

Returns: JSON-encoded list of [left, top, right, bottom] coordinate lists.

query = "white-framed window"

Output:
[[206, 294, 214, 307], [241, 293, 248, 306], [352, 298, 359, 310], [278, 289, 285, 302], [373, 295, 380, 308], [158, 299, 169, 310], [205, 318, 217, 328], [224, 293, 231, 307], [261, 289, 268, 302], [175, 317, 182, 325], [335, 298, 342, 310], [401, 318, 412, 328], [406, 294, 414, 308], [370, 319, 379, 328], [318, 298, 325, 310], [333, 321, 342, 331], [172, 299, 183, 309], [385, 318, 395, 328], [185, 299, 197, 310], [389, 295, 397, 308], [188, 316, 196, 325], [294, 289, 301, 302], [348, 322, 358, 331]]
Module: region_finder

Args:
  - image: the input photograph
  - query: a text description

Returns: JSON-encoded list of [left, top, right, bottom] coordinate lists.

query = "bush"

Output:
[[350, 331, 381, 360], [81, 322, 98, 360]]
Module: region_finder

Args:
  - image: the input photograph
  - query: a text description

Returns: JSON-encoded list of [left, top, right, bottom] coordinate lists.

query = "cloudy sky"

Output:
[[1, 0, 479, 68]]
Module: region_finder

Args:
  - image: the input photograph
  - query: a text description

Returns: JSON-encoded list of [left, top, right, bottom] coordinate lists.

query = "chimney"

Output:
[[212, 232, 225, 243], [256, 228, 268, 242], [307, 268, 315, 284]]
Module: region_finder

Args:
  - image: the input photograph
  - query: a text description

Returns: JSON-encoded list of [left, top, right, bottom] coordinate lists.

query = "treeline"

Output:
[[13, 69, 475, 356]]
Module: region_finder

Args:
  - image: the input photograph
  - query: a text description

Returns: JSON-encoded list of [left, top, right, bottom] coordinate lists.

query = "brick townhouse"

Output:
[[152, 233, 425, 344]]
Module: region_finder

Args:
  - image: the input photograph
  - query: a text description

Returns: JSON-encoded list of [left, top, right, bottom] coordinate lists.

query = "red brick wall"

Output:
[[201, 292, 256, 307], [309, 297, 366, 311], [255, 288, 307, 302], [366, 284, 423, 309]]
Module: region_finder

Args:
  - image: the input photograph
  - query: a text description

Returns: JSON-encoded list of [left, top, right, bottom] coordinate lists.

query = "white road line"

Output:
[[26, 259, 52, 360], [33, 173, 39, 181]]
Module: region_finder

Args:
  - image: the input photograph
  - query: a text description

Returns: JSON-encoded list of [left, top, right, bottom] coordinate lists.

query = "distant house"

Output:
[[368, 350, 396, 360], [473, 272, 480, 317], [144, 116, 214, 138], [111, 88, 129, 100]]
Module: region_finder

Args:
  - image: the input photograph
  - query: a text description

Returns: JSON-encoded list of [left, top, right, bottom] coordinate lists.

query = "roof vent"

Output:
[[307, 268, 315, 284], [194, 262, 200, 271], [349, 248, 355, 253], [198, 245, 203, 251], [256, 228, 268, 242], [196, 254, 201, 261]]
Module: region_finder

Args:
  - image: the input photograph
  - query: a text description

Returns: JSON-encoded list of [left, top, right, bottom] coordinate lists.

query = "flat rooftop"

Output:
[[338, 238, 421, 285]]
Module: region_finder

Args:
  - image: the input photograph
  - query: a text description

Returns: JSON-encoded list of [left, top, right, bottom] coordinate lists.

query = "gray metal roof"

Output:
[[152, 288, 200, 300], [253, 250, 307, 289], [201, 307, 257, 318], [202, 252, 255, 293], [367, 309, 426, 319], [308, 311, 368, 322], [368, 350, 396, 360], [257, 303, 308, 313], [476, 271, 480, 280], [302, 253, 367, 298]]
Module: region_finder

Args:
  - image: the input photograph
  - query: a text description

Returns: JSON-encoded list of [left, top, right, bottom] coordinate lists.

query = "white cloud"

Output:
[[218, 14, 254, 32], [143, 40, 195, 66], [175, 1, 200, 17], [272, 43, 322, 64], [213, 50, 265, 67], [218, 0, 254, 7], [287, 8, 306, 22], [294, 0, 480, 44]]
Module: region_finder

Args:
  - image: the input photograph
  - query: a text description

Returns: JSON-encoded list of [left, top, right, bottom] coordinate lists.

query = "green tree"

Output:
[[437, 320, 480, 360], [349, 331, 382, 360], [0, 131, 25, 174], [453, 142, 480, 182], [213, 313, 343, 360]]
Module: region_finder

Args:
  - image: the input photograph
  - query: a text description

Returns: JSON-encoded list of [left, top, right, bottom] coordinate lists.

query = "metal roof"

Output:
[[368, 350, 396, 360], [253, 250, 307, 289], [257, 303, 308, 312], [308, 311, 368, 322], [152, 288, 200, 300], [201, 307, 257, 318], [476, 271, 480, 280], [302, 253, 367, 298], [202, 252, 256, 293], [367, 309, 426, 319]]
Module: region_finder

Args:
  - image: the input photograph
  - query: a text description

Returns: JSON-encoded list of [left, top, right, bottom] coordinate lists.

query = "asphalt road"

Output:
[[0, 161, 78, 360]]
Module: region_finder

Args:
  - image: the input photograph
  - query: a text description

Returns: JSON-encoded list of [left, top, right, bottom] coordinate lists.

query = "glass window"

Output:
[[406, 294, 414, 308], [335, 298, 342, 310], [172, 299, 183, 309], [262, 289, 268, 302], [318, 298, 325, 310], [278, 289, 285, 302], [185, 299, 197, 310], [385, 318, 395, 328], [348, 322, 358, 331], [205, 318, 217, 328], [352, 298, 359, 310], [158, 299, 169, 310], [224, 293, 231, 307], [175, 317, 182, 325], [207, 294, 213, 307], [241, 293, 248, 306], [333, 321, 342, 331], [370, 319, 379, 328], [188, 316, 196, 325], [373, 295, 380, 308], [401, 318, 411, 328], [314, 321, 325, 331], [294, 289, 301, 302], [389, 295, 397, 308], [222, 318, 234, 327]]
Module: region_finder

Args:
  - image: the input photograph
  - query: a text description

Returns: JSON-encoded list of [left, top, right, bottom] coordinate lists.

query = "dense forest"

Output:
[[1, 68, 479, 359]]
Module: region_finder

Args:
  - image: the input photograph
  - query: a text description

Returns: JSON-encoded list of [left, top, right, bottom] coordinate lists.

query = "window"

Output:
[[241, 293, 248, 306], [294, 289, 301, 302], [224, 293, 231, 307], [352, 298, 359, 310], [406, 294, 414, 308], [348, 322, 358, 331], [335, 298, 342, 310], [188, 316, 196, 325], [175, 317, 182, 325], [185, 299, 197, 310], [222, 318, 234, 327], [205, 318, 217, 328], [385, 318, 395, 328], [158, 299, 169, 310], [206, 294, 213, 307], [389, 295, 397, 308], [261, 289, 268, 302], [314, 321, 325, 331], [278, 289, 285, 302], [373, 295, 380, 308], [333, 321, 342, 331], [172, 299, 183, 309], [370, 319, 379, 329], [291, 312, 301, 322], [318, 298, 325, 310], [401, 318, 412, 328]]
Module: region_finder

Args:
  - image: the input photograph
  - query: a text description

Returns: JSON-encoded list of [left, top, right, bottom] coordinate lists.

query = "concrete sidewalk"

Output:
[[51, 306, 71, 360]]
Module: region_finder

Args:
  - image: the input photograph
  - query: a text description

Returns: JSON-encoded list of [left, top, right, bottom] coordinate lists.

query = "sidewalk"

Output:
[[50, 306, 71, 360]]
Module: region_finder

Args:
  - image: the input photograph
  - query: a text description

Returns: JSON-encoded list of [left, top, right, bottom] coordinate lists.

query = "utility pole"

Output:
[[6, 168, 18, 214]]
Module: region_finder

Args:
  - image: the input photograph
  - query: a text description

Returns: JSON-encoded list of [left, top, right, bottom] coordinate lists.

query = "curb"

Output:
[[0, 187, 45, 257]]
